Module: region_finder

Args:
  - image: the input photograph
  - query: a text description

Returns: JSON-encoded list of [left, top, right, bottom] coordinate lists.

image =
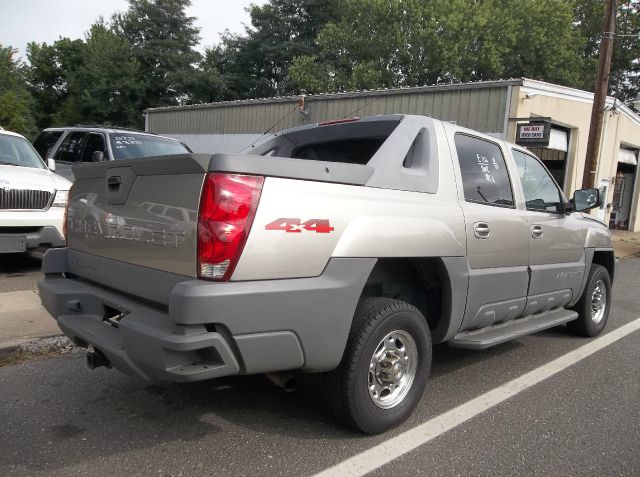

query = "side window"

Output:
[[454, 134, 514, 207], [33, 131, 63, 158], [512, 150, 563, 213], [80, 133, 106, 162], [54, 132, 87, 163]]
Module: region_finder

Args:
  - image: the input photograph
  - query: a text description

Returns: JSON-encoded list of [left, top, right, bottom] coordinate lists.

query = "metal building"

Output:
[[145, 78, 640, 231]]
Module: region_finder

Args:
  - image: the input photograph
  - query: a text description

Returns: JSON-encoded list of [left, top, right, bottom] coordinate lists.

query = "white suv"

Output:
[[0, 129, 71, 253]]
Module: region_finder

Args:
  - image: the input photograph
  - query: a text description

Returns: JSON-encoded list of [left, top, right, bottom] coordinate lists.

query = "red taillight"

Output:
[[197, 173, 264, 281]]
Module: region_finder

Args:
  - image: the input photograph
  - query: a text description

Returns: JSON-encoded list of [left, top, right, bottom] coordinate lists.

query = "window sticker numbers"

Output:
[[113, 136, 143, 149], [476, 153, 498, 183]]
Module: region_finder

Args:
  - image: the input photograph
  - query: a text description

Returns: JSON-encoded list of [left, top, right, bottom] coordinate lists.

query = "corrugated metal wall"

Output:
[[147, 81, 517, 136]]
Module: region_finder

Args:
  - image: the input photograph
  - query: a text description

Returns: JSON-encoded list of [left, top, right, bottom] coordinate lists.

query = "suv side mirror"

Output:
[[92, 151, 105, 162], [47, 158, 56, 171], [573, 188, 599, 212]]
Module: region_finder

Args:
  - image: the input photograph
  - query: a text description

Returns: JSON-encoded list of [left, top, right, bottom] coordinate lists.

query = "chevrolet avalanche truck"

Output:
[[1, 129, 71, 253], [38, 115, 614, 434]]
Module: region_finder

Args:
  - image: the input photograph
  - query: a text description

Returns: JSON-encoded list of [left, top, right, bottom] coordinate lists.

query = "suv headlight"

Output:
[[52, 190, 69, 207]]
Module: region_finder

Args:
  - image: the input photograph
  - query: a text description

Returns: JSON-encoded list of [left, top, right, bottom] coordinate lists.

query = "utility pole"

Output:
[[582, 0, 617, 190]]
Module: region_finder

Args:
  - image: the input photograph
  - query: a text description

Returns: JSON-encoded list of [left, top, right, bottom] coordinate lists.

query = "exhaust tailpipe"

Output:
[[265, 373, 299, 392], [86, 348, 112, 370]]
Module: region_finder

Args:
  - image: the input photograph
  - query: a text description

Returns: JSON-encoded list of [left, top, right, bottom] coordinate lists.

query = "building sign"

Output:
[[516, 121, 550, 147]]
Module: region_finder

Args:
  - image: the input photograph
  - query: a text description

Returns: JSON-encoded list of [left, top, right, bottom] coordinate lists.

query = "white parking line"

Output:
[[314, 318, 640, 477]]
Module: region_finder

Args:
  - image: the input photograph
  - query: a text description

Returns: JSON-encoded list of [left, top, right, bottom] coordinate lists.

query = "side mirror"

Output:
[[573, 188, 600, 212], [47, 158, 56, 171], [92, 151, 105, 162]]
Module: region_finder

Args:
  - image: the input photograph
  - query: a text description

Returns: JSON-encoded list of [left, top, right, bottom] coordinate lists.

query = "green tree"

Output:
[[112, 0, 202, 108], [207, 0, 338, 99], [26, 38, 86, 129], [0, 46, 36, 137], [291, 0, 587, 93], [60, 22, 142, 127]]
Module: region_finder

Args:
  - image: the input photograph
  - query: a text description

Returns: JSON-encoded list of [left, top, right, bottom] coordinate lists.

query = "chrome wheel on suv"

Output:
[[368, 330, 418, 409], [590, 279, 607, 325]]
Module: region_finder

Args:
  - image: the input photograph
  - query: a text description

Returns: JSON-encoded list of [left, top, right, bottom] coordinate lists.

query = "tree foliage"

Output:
[[206, 0, 339, 99], [290, 0, 589, 93], [111, 0, 202, 109], [26, 38, 86, 129], [0, 46, 36, 137], [60, 22, 142, 127]]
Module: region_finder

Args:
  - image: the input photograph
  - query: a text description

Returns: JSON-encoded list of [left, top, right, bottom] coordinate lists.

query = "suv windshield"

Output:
[[109, 133, 188, 160], [0, 134, 47, 169]]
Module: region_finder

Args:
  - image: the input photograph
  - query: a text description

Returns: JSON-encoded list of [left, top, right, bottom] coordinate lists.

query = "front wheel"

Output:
[[568, 264, 612, 337], [324, 298, 432, 434]]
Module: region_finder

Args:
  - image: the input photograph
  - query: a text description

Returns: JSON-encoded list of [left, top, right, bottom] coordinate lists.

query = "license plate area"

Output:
[[0, 235, 27, 253], [102, 301, 127, 328]]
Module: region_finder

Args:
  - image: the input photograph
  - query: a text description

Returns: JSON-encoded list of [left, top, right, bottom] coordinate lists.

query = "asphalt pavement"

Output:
[[0, 256, 638, 476]]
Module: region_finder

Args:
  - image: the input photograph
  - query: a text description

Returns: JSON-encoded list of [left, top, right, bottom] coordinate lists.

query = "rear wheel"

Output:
[[568, 264, 611, 337], [324, 298, 431, 434]]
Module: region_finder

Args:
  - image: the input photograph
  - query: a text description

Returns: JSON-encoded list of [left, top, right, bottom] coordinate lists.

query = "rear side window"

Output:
[[109, 133, 188, 160], [33, 131, 63, 158], [54, 132, 86, 163], [454, 134, 514, 207]]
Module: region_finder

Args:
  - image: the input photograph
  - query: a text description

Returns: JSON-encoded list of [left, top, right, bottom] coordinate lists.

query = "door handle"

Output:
[[531, 224, 544, 239], [473, 222, 490, 239]]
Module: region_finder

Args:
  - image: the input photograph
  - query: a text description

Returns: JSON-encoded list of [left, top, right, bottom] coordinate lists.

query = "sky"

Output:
[[0, 0, 268, 61]]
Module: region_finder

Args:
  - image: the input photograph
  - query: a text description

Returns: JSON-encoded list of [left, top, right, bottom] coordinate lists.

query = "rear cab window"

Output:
[[246, 118, 401, 165], [454, 133, 514, 207]]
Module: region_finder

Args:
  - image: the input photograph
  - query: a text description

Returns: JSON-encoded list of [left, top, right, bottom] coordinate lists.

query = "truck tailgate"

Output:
[[66, 154, 208, 277]]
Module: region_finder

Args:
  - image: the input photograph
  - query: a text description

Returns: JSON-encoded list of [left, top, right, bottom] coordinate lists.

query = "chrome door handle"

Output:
[[531, 224, 544, 239], [473, 222, 490, 239]]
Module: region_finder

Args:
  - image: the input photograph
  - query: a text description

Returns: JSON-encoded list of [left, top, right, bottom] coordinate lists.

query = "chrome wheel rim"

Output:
[[590, 279, 607, 324], [368, 330, 418, 409]]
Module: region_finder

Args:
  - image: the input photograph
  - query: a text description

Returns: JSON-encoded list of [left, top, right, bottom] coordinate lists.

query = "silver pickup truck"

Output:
[[38, 115, 613, 434]]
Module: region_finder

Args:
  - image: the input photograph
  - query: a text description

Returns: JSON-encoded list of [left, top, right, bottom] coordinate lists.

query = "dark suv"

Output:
[[33, 126, 191, 181]]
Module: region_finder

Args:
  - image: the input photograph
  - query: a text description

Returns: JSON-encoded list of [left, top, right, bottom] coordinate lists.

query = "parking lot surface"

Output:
[[0, 256, 638, 476]]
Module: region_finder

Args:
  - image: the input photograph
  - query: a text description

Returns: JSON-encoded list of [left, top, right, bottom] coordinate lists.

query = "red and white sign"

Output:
[[518, 124, 545, 139]]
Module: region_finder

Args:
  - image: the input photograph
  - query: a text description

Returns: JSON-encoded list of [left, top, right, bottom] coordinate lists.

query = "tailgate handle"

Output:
[[107, 175, 122, 188]]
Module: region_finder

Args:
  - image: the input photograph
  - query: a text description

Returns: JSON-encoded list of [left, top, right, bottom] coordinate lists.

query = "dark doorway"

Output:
[[610, 159, 637, 230]]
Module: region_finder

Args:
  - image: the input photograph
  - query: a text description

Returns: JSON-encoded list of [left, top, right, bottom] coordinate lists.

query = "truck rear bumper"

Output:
[[38, 248, 375, 382]]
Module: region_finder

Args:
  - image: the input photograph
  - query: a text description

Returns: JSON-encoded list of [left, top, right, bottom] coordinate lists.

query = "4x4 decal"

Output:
[[265, 218, 334, 233]]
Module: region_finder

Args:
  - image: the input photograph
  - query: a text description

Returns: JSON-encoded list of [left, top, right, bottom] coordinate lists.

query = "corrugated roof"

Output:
[[144, 78, 525, 113]]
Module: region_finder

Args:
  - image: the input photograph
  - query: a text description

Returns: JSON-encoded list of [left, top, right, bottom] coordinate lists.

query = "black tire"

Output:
[[568, 264, 611, 337], [324, 297, 432, 434]]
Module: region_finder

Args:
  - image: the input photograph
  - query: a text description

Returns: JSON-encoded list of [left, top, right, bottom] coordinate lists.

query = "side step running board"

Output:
[[449, 308, 578, 350]]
